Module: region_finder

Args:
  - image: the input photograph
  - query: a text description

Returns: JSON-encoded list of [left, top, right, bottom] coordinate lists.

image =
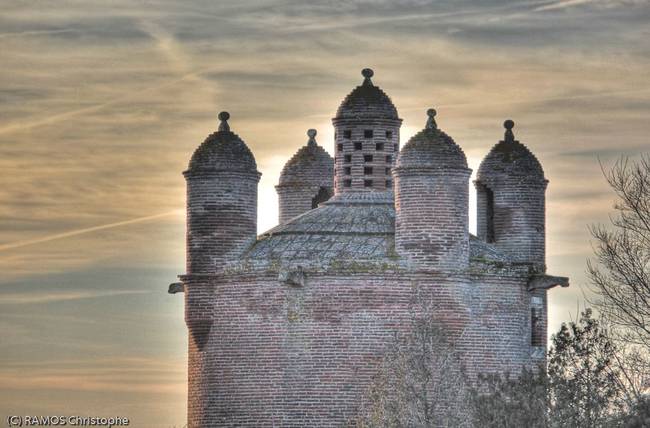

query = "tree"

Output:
[[470, 310, 627, 428], [470, 366, 548, 428], [547, 309, 621, 427], [588, 156, 650, 349], [354, 315, 471, 428]]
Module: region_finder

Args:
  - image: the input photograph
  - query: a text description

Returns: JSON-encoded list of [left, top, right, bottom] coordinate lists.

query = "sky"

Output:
[[1, 0, 649, 426]]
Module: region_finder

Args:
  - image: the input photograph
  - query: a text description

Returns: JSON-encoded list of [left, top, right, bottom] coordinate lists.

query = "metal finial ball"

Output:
[[362, 68, 374, 79], [504, 119, 514, 130], [307, 129, 317, 138], [427, 108, 437, 118], [218, 111, 230, 121]]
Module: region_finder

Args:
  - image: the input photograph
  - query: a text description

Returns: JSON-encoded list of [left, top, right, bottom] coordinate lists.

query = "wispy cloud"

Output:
[[0, 211, 181, 252], [0, 289, 150, 305]]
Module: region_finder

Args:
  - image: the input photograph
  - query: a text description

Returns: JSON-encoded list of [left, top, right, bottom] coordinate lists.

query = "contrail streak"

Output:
[[0, 210, 182, 252]]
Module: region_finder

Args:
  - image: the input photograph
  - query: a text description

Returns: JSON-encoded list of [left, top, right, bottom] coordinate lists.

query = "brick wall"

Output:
[[476, 178, 547, 266], [182, 270, 534, 427], [394, 169, 471, 270], [185, 170, 260, 274]]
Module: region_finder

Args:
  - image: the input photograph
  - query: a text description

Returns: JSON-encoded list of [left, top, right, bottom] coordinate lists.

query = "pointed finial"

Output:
[[361, 68, 374, 85], [307, 129, 317, 146], [503, 119, 515, 143], [426, 108, 437, 130], [218, 111, 230, 132]]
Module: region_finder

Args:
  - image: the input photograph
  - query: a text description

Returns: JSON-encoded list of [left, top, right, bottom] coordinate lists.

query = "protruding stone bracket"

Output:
[[527, 274, 569, 291], [278, 266, 307, 287], [168, 282, 184, 294]]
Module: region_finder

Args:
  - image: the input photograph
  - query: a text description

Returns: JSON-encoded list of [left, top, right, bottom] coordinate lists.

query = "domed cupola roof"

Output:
[[477, 120, 545, 181], [186, 111, 258, 175], [335, 69, 399, 120], [396, 109, 468, 170], [279, 129, 334, 185]]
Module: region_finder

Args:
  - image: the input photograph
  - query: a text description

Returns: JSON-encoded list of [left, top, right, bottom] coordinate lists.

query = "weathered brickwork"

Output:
[[332, 70, 402, 194], [176, 70, 568, 427], [276, 129, 334, 223]]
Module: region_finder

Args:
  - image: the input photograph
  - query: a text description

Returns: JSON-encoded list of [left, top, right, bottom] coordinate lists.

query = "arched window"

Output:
[[312, 187, 332, 209]]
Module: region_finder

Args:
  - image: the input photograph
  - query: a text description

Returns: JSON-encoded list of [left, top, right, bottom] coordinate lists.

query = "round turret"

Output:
[[475, 120, 547, 266], [332, 69, 402, 193], [394, 109, 471, 270], [184, 111, 261, 274], [276, 129, 334, 223]]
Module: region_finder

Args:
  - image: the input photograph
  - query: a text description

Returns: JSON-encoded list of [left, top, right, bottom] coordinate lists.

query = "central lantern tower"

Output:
[[332, 68, 402, 193]]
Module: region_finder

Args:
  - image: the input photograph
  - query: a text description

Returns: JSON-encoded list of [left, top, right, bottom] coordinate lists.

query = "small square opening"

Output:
[[354, 142, 363, 150], [344, 167, 351, 175], [344, 130, 352, 139], [386, 130, 393, 139], [386, 155, 392, 163], [343, 179, 352, 188], [376, 142, 384, 151], [364, 130, 373, 138], [385, 179, 392, 187], [364, 167, 373, 175], [364, 180, 373, 187], [344, 154, 352, 163], [364, 154, 373, 162], [385, 167, 391, 175]]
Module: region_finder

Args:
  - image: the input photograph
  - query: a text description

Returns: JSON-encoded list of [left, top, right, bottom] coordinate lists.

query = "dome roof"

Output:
[[186, 112, 257, 174], [477, 120, 545, 181], [279, 129, 334, 186], [231, 192, 511, 270], [397, 109, 468, 170], [335, 69, 399, 120]]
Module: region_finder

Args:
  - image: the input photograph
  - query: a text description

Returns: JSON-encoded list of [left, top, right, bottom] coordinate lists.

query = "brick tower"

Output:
[[276, 129, 334, 223], [332, 68, 402, 193], [172, 70, 568, 427], [475, 120, 556, 362], [182, 111, 261, 427], [475, 120, 547, 267], [394, 109, 472, 270]]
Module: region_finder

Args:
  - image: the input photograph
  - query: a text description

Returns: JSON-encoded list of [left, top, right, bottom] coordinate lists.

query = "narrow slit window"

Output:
[[364, 130, 373, 138], [393, 143, 398, 152], [337, 143, 343, 152], [385, 167, 391, 175], [531, 307, 543, 347], [486, 187, 495, 243]]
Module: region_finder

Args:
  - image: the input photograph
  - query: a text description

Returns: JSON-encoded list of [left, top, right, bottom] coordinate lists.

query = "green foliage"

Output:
[[548, 309, 621, 427], [470, 366, 548, 428]]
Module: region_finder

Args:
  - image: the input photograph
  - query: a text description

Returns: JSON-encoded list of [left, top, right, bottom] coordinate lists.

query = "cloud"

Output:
[[0, 289, 151, 305], [0, 211, 181, 252]]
